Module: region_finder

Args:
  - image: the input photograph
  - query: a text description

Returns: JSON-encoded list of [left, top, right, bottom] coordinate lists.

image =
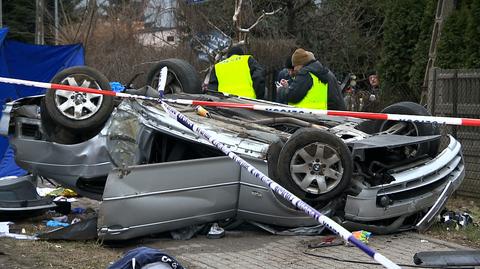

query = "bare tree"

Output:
[[53, 0, 196, 83]]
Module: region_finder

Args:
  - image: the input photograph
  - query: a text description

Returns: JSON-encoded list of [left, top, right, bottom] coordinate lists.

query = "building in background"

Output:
[[137, 0, 178, 47]]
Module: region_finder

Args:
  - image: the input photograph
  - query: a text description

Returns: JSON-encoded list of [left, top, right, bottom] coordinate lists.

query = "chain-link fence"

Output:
[[428, 68, 480, 199]]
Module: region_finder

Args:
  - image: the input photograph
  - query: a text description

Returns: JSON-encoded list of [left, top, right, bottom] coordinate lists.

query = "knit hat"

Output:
[[291, 48, 315, 67]]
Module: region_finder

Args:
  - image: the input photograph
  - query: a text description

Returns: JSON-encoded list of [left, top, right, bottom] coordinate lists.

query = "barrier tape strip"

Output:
[[1, 76, 479, 127]]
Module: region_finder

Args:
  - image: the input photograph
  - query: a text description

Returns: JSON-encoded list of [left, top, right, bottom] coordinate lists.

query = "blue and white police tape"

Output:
[[155, 67, 401, 269]]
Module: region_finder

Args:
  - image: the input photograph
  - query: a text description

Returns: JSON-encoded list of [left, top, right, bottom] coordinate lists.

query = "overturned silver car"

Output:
[[0, 61, 465, 240]]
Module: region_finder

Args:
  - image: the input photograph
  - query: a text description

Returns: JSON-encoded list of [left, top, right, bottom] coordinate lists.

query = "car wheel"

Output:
[[375, 101, 440, 157], [146, 59, 202, 94], [43, 66, 114, 132], [277, 128, 353, 203]]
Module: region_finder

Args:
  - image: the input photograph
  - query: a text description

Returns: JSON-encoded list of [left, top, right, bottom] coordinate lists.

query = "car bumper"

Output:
[[344, 135, 464, 225]]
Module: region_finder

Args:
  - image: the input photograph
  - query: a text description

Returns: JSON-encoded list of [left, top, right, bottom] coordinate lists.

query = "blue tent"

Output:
[[0, 28, 85, 177]]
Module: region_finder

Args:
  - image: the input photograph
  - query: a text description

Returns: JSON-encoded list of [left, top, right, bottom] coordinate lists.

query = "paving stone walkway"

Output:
[[144, 230, 472, 269]]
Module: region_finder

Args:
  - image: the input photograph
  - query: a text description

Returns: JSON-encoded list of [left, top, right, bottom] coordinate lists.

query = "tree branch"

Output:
[[240, 8, 282, 32]]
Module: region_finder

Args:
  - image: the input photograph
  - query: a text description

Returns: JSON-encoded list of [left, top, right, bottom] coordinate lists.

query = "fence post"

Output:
[[431, 68, 437, 115], [452, 69, 458, 139]]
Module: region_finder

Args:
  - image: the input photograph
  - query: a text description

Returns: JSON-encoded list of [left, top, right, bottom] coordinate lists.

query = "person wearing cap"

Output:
[[208, 46, 266, 99], [279, 48, 346, 110]]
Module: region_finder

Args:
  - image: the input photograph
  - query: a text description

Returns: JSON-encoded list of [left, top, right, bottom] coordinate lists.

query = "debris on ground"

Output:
[[46, 220, 70, 228], [440, 210, 474, 230], [206, 223, 225, 239], [0, 221, 37, 240], [71, 207, 86, 214], [413, 250, 480, 267], [45, 187, 78, 197], [307, 236, 343, 248], [351, 230, 372, 244], [248, 221, 326, 236]]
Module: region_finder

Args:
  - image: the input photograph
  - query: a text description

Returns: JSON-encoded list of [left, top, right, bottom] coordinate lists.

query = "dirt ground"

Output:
[[0, 196, 478, 269]]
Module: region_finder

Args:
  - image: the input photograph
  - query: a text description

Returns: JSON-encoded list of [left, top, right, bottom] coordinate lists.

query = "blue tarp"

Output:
[[0, 28, 85, 177]]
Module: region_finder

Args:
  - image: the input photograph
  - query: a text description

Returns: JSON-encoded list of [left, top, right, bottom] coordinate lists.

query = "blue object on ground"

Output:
[[46, 220, 70, 228], [110, 82, 125, 92], [71, 207, 86, 214], [108, 247, 185, 269]]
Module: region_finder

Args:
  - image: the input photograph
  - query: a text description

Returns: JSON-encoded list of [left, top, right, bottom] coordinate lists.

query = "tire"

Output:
[[146, 59, 202, 94], [277, 128, 353, 203], [375, 101, 440, 157], [266, 139, 284, 183], [43, 66, 114, 132]]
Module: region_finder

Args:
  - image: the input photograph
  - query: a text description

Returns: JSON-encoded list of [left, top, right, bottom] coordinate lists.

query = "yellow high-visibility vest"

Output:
[[215, 55, 256, 98], [289, 73, 328, 109]]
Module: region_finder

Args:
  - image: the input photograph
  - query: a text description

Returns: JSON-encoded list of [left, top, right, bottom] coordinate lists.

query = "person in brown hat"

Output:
[[277, 48, 346, 110]]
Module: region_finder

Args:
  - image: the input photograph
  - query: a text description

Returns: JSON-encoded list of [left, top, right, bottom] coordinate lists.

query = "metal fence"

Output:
[[427, 68, 480, 198]]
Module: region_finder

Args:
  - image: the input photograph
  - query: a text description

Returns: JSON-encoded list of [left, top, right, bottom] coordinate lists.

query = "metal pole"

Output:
[[431, 68, 437, 116], [453, 70, 458, 139], [35, 0, 44, 45], [55, 0, 59, 45]]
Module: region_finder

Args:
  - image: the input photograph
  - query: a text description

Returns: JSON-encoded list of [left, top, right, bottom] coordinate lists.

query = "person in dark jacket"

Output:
[[275, 57, 295, 103], [208, 46, 266, 99], [278, 48, 346, 110], [276, 57, 294, 84]]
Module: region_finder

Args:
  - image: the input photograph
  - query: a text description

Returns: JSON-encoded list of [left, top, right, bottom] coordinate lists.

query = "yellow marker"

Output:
[[196, 106, 211, 118]]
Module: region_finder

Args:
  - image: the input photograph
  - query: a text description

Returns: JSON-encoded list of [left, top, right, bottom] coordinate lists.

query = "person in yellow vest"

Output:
[[278, 48, 346, 110], [208, 46, 266, 99]]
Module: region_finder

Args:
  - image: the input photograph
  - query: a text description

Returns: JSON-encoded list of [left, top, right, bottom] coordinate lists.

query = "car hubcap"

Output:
[[290, 142, 343, 195], [54, 76, 103, 120]]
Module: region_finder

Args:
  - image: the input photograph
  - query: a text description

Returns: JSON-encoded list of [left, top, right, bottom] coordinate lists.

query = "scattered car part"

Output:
[[0, 175, 56, 220], [413, 251, 480, 267], [37, 215, 98, 241]]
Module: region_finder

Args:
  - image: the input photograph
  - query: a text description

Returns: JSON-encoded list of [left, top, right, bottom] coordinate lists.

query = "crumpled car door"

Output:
[[97, 156, 240, 241]]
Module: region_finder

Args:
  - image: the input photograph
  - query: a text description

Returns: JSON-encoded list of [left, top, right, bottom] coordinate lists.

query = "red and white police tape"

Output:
[[1, 76, 478, 127]]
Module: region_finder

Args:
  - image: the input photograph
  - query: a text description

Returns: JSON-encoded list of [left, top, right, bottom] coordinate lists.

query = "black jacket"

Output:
[[287, 60, 346, 110], [208, 56, 266, 99]]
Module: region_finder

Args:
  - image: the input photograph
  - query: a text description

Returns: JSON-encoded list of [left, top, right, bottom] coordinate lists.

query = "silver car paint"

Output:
[[98, 156, 317, 240]]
